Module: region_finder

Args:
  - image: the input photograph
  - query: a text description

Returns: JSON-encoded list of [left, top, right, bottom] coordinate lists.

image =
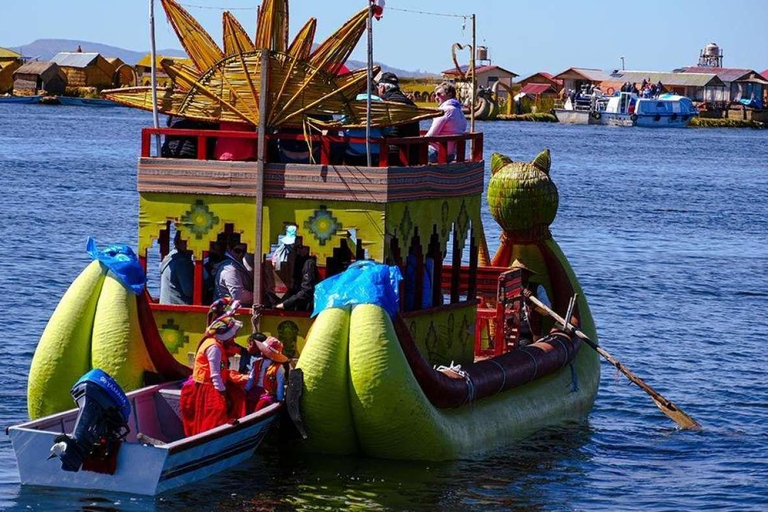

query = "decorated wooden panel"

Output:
[[402, 303, 477, 368]]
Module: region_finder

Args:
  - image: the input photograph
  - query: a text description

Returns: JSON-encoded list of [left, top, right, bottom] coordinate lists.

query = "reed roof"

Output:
[[103, 0, 439, 130], [15, 61, 58, 76], [0, 47, 21, 59]]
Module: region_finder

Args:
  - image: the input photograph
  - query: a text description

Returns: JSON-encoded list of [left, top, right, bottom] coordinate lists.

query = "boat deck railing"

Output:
[[141, 128, 484, 167]]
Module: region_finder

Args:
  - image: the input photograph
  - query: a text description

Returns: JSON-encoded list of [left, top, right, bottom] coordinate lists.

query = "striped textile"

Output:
[[137, 158, 484, 203]]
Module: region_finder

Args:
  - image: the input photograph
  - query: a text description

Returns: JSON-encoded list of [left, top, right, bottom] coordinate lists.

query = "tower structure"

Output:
[[698, 42, 723, 67]]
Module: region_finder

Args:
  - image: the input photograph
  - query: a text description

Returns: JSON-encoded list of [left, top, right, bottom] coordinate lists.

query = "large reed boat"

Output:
[[14, 0, 601, 494]]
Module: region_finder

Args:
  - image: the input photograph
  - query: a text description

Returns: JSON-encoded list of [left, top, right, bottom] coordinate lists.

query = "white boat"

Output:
[[8, 375, 281, 496], [553, 95, 599, 124], [598, 92, 698, 127]]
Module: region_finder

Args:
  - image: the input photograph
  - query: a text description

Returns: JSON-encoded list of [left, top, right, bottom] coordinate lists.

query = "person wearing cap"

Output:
[[214, 243, 254, 306], [244, 335, 289, 412], [179, 316, 247, 436], [376, 72, 421, 140], [159, 230, 194, 305], [265, 225, 299, 306], [425, 82, 467, 163]]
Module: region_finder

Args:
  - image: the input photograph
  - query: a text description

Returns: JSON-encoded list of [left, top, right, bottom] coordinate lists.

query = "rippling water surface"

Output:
[[1, 105, 766, 510]]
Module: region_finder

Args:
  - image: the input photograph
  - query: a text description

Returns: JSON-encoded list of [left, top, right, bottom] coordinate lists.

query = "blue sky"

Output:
[[3, 0, 767, 76]]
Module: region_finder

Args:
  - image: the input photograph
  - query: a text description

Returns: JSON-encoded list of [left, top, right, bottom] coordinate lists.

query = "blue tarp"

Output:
[[312, 261, 403, 318], [86, 237, 146, 295]]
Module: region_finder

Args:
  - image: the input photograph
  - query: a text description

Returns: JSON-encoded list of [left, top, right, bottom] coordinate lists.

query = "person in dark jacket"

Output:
[[161, 116, 218, 159], [276, 237, 319, 312], [376, 72, 421, 164], [376, 73, 419, 137]]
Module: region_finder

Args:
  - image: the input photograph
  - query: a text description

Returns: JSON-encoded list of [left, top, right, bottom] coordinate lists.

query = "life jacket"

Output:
[[192, 337, 229, 385], [254, 359, 280, 396]]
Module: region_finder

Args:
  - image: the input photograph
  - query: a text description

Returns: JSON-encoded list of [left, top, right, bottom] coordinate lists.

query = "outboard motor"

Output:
[[50, 369, 131, 472]]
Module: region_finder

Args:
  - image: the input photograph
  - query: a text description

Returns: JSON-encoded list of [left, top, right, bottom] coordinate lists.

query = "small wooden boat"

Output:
[[8, 380, 280, 495], [58, 97, 123, 108], [0, 95, 41, 104]]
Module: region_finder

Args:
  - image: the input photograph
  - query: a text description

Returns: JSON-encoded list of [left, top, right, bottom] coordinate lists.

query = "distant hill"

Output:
[[6, 38, 436, 76], [7, 39, 186, 65]]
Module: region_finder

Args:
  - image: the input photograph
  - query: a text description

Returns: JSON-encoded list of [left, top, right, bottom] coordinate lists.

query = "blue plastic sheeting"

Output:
[[86, 237, 146, 295], [312, 261, 403, 318], [740, 97, 763, 109]]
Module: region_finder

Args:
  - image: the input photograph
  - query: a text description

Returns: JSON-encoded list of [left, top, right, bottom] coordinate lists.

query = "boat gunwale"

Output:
[[8, 382, 281, 456]]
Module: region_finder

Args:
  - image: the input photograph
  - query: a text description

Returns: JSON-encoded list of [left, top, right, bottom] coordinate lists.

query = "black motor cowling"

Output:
[[50, 369, 131, 472]]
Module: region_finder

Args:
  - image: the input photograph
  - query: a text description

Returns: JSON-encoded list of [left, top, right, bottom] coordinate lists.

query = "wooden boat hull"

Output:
[[58, 97, 123, 108], [9, 382, 280, 495], [553, 109, 596, 125]]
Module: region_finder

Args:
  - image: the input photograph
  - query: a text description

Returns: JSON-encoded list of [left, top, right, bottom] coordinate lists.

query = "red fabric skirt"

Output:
[[180, 380, 247, 437]]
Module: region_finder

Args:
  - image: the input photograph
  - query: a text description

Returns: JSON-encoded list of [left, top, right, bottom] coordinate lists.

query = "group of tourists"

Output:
[[342, 72, 467, 165], [161, 72, 468, 167], [179, 298, 289, 437], [159, 225, 320, 312], [619, 79, 666, 98]]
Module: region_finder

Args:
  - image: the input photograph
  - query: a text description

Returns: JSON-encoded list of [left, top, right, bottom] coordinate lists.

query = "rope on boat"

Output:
[[520, 348, 539, 383], [569, 363, 580, 393], [487, 358, 506, 395], [549, 333, 571, 370], [435, 362, 476, 407]]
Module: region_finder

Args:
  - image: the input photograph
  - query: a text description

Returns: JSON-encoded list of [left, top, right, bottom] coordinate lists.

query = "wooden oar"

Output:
[[528, 294, 701, 431]]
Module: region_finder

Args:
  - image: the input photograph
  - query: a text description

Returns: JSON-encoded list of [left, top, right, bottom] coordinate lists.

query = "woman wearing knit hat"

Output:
[[179, 315, 247, 436], [244, 335, 289, 412]]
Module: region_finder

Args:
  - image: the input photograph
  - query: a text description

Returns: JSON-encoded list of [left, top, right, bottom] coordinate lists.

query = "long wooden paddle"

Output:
[[528, 294, 701, 431]]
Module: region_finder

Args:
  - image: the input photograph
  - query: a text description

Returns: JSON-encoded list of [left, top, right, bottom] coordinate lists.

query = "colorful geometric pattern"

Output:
[[180, 199, 220, 240], [304, 205, 341, 246]]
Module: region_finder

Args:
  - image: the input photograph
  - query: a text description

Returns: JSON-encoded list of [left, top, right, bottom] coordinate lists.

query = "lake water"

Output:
[[1, 105, 767, 510]]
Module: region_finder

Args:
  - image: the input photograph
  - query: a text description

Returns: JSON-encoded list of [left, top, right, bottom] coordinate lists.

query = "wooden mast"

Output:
[[252, 49, 269, 331], [149, 0, 161, 155], [365, 0, 374, 168]]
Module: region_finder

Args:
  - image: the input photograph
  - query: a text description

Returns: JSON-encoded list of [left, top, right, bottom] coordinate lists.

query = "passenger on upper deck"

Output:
[[425, 82, 467, 163], [376, 73, 420, 139], [214, 243, 254, 306], [344, 91, 390, 166], [376, 72, 421, 164], [159, 231, 195, 305]]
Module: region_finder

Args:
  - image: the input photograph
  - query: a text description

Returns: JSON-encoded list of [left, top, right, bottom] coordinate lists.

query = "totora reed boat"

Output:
[[11, 0, 600, 494]]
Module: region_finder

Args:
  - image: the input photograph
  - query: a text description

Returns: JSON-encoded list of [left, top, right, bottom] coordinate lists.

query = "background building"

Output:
[[0, 46, 23, 94], [12, 61, 67, 96], [50, 52, 114, 88]]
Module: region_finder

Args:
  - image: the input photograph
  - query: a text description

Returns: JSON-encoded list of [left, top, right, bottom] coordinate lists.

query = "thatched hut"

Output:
[[50, 52, 114, 88], [106, 57, 138, 87], [0, 47, 22, 94], [135, 54, 193, 87], [13, 61, 68, 96]]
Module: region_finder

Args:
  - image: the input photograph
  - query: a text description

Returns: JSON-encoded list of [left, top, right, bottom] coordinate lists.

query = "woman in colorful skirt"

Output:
[[244, 336, 289, 412], [180, 316, 247, 436]]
